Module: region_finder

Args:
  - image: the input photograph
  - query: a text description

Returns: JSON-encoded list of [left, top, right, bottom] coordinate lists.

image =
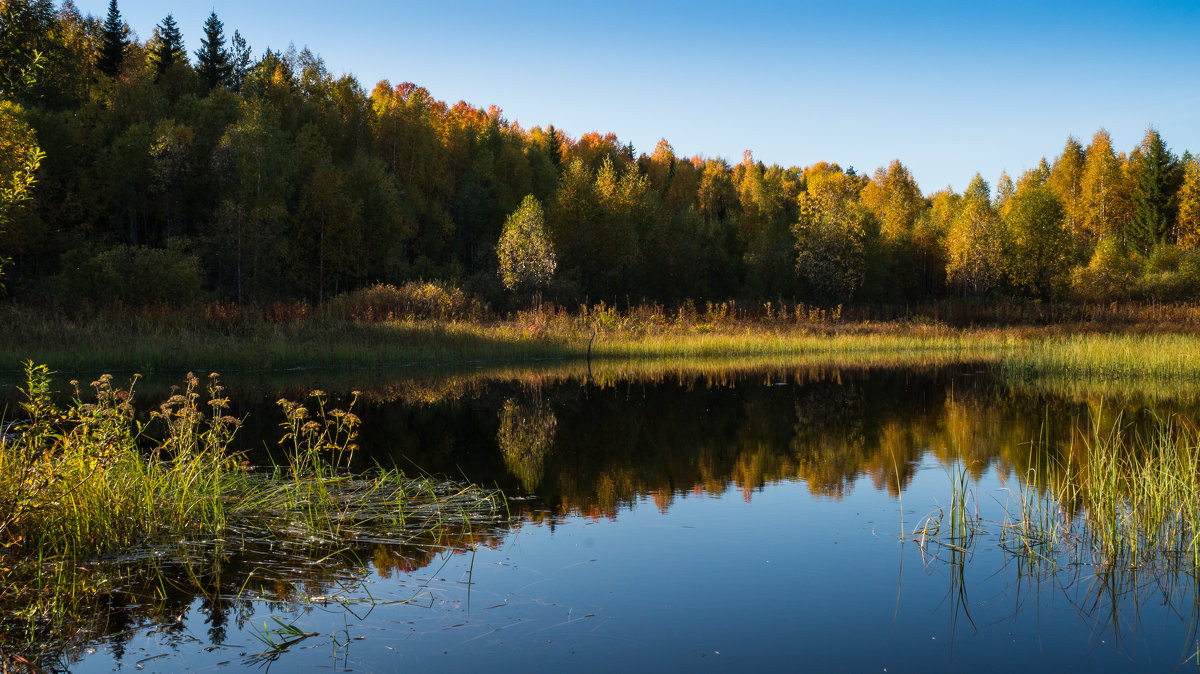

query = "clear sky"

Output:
[[73, 0, 1200, 193]]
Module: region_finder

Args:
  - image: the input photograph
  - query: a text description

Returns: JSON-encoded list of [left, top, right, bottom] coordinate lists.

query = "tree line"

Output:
[[2, 0, 1200, 308]]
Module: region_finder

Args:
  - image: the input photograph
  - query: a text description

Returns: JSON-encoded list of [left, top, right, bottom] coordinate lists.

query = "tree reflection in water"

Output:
[[7, 361, 1200, 670]]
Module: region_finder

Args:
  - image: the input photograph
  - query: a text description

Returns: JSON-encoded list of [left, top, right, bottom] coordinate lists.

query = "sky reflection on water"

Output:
[[25, 364, 1200, 672]]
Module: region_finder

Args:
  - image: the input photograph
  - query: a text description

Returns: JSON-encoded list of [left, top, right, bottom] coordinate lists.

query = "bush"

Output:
[[1070, 238, 1138, 303], [1132, 246, 1200, 302], [325, 281, 485, 321]]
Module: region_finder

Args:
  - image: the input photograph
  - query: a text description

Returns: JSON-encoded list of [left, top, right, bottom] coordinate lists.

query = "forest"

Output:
[[3, 0, 1200, 311]]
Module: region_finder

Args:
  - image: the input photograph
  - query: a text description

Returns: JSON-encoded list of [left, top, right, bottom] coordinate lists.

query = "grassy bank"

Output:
[[6, 300, 1200, 381]]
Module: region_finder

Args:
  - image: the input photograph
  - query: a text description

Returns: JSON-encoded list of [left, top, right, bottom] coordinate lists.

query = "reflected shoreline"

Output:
[[5, 361, 1200, 669]]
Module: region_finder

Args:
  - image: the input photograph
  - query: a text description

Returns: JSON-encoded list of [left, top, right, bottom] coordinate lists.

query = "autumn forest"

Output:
[[4, 0, 1200, 310]]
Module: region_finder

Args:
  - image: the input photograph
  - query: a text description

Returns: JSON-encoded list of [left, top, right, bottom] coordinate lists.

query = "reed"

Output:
[[1000, 413, 1200, 572]]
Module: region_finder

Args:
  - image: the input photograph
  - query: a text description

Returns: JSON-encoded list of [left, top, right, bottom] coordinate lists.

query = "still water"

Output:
[[11, 364, 1200, 671]]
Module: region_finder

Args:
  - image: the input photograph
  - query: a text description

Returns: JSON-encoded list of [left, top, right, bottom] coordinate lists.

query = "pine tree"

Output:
[[194, 11, 231, 90], [149, 13, 186, 77], [229, 30, 252, 92], [544, 125, 562, 169], [1128, 128, 1178, 254], [98, 0, 126, 77]]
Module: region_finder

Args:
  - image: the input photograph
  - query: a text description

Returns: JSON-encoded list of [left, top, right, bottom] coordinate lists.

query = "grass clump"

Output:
[[0, 364, 238, 555], [0, 361, 504, 561], [993, 415, 1200, 572]]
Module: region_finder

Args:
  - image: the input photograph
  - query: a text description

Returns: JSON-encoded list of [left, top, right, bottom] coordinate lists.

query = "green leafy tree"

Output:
[[737, 156, 798, 298], [292, 124, 357, 302], [0, 0, 53, 99], [149, 119, 194, 241], [194, 11, 231, 90], [209, 112, 294, 302], [98, 0, 126, 77], [148, 13, 186, 78], [0, 101, 43, 292], [497, 194, 556, 301], [1004, 185, 1071, 298], [1128, 127, 1178, 254]]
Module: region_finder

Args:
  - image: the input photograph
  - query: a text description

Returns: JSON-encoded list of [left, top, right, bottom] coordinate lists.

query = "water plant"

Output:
[[920, 410, 1200, 575]]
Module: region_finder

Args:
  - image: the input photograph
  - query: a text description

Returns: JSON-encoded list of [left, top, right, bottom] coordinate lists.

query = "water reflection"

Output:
[[1, 520, 511, 669], [497, 395, 558, 491], [6, 362, 1200, 670]]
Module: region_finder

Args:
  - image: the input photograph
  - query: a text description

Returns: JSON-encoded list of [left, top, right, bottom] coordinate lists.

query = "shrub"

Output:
[[1132, 246, 1200, 302], [1070, 238, 1138, 303], [325, 281, 485, 321]]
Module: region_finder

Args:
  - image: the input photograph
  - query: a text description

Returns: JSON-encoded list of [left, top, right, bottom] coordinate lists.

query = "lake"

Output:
[[7, 362, 1200, 672]]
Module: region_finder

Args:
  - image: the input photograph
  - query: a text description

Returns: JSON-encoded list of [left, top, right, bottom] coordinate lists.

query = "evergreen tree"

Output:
[[1128, 128, 1178, 254], [229, 30, 252, 92], [149, 13, 186, 77], [195, 11, 232, 90], [98, 0, 126, 77], [544, 125, 562, 168]]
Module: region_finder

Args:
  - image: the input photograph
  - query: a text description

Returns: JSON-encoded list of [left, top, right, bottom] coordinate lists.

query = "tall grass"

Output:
[[6, 298, 1200, 380], [0, 362, 503, 560], [999, 414, 1200, 572]]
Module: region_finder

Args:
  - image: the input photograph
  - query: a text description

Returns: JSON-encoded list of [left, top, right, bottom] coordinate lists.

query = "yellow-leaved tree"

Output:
[[1176, 156, 1200, 249], [1080, 129, 1132, 243], [946, 174, 1006, 296], [860, 159, 923, 242], [793, 168, 871, 304]]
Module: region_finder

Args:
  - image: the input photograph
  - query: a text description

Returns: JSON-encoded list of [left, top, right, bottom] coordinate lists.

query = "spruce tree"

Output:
[[149, 13, 186, 77], [1129, 128, 1178, 254], [98, 0, 126, 77], [195, 11, 231, 90], [229, 30, 252, 92]]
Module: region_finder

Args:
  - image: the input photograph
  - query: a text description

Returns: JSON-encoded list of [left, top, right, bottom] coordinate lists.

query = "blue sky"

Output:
[[74, 1, 1200, 193]]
